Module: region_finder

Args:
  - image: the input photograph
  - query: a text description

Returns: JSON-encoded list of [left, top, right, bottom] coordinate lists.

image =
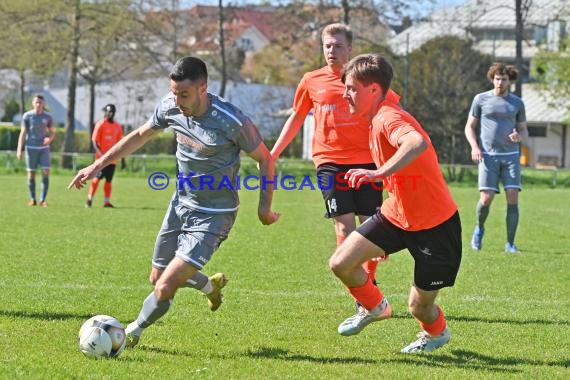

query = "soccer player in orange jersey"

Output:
[[329, 54, 462, 353], [271, 24, 395, 296], [86, 104, 124, 208]]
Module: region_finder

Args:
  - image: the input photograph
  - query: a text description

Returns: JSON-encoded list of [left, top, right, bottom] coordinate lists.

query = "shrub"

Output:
[[0, 125, 176, 155]]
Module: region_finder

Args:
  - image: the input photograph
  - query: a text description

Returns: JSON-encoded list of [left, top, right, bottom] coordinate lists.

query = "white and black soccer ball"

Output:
[[78, 315, 126, 359]]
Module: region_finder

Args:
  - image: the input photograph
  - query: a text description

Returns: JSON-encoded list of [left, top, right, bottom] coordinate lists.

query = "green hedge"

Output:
[[0, 125, 176, 154], [0, 125, 277, 156], [0, 126, 23, 150], [0, 125, 91, 152]]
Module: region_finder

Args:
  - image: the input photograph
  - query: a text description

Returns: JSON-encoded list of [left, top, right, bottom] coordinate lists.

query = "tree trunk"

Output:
[[171, 0, 179, 61], [515, 0, 523, 97], [450, 133, 456, 165], [88, 80, 96, 153], [341, 0, 350, 25], [218, 0, 226, 98], [19, 69, 25, 116], [61, 0, 80, 168]]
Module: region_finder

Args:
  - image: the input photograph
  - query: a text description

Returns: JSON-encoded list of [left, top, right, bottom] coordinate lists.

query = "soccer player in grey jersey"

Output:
[[68, 57, 280, 348], [17, 94, 55, 207], [465, 62, 528, 253]]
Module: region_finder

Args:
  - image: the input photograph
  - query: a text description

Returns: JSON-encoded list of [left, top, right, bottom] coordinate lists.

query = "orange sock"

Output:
[[365, 259, 379, 279], [348, 277, 383, 311], [336, 235, 346, 248], [104, 181, 112, 198], [89, 178, 100, 198], [420, 305, 446, 336]]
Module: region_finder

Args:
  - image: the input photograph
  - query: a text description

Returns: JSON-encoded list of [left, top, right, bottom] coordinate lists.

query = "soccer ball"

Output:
[[78, 315, 126, 359]]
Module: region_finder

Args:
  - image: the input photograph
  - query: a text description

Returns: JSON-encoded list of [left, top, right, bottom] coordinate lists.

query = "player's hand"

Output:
[[470, 147, 483, 164], [508, 128, 521, 143], [345, 168, 375, 189], [16, 151, 22, 160], [258, 210, 281, 225], [43, 137, 51, 146], [67, 165, 98, 190]]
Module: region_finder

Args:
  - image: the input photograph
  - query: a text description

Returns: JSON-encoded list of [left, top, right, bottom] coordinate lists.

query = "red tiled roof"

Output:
[[186, 5, 275, 41]]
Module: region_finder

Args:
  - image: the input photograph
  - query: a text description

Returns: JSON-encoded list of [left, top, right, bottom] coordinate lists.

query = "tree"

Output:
[[533, 36, 570, 122], [59, 0, 82, 168], [77, 1, 151, 146], [532, 3, 570, 121], [514, 0, 533, 97], [338, 0, 431, 26], [59, 0, 159, 167], [241, 43, 321, 86], [402, 36, 492, 166], [1, 98, 20, 122], [129, 0, 186, 68], [218, 0, 227, 97], [0, 0, 67, 115], [0, 0, 124, 168], [241, 3, 395, 86]]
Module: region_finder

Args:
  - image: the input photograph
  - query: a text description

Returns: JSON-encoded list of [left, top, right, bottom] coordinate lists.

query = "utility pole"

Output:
[[515, 0, 523, 97]]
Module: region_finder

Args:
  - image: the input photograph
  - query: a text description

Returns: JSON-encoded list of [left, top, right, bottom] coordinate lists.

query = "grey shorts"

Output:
[[25, 147, 51, 171], [152, 196, 237, 270], [479, 153, 521, 193]]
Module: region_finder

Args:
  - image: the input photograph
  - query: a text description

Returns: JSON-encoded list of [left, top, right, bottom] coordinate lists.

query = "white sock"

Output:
[[200, 280, 214, 295], [369, 298, 388, 315], [126, 321, 144, 337]]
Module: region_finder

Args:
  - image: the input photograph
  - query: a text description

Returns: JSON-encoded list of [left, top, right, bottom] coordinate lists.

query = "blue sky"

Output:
[[180, 0, 469, 19], [410, 0, 468, 17]]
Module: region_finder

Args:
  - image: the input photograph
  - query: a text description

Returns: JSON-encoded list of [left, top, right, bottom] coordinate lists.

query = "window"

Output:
[[528, 126, 547, 137], [238, 37, 253, 52]]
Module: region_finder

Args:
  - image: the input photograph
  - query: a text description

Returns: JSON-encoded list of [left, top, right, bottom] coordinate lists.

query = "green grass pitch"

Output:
[[0, 173, 568, 379]]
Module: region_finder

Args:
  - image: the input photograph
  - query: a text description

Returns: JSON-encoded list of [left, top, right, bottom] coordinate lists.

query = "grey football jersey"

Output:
[[469, 90, 526, 155], [149, 93, 262, 213], [21, 111, 53, 148]]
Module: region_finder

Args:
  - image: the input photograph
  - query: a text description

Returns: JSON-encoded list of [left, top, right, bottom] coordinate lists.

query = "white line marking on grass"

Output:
[[9, 283, 569, 307]]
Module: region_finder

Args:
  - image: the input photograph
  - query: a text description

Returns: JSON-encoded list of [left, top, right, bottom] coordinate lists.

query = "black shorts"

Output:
[[316, 163, 382, 219], [96, 164, 116, 182], [358, 211, 462, 291]]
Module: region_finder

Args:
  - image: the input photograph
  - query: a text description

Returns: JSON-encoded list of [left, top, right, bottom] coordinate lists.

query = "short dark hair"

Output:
[[341, 53, 393, 94], [103, 104, 116, 112], [487, 62, 518, 82], [33, 94, 44, 100], [169, 57, 208, 83]]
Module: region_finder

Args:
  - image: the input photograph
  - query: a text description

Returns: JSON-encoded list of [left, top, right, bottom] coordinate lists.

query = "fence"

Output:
[[0, 150, 177, 174], [1, 150, 567, 187]]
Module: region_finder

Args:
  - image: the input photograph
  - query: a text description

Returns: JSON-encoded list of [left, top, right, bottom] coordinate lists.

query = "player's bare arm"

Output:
[[68, 122, 158, 190], [16, 126, 26, 160], [518, 121, 529, 141], [464, 115, 482, 163], [345, 130, 427, 188], [248, 143, 280, 225], [92, 138, 103, 156], [270, 111, 306, 160]]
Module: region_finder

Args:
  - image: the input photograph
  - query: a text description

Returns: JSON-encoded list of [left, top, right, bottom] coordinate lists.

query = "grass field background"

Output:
[[0, 171, 569, 379]]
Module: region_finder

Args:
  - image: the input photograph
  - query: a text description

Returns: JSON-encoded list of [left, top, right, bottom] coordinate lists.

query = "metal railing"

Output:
[[1, 150, 566, 187], [0, 150, 175, 174]]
